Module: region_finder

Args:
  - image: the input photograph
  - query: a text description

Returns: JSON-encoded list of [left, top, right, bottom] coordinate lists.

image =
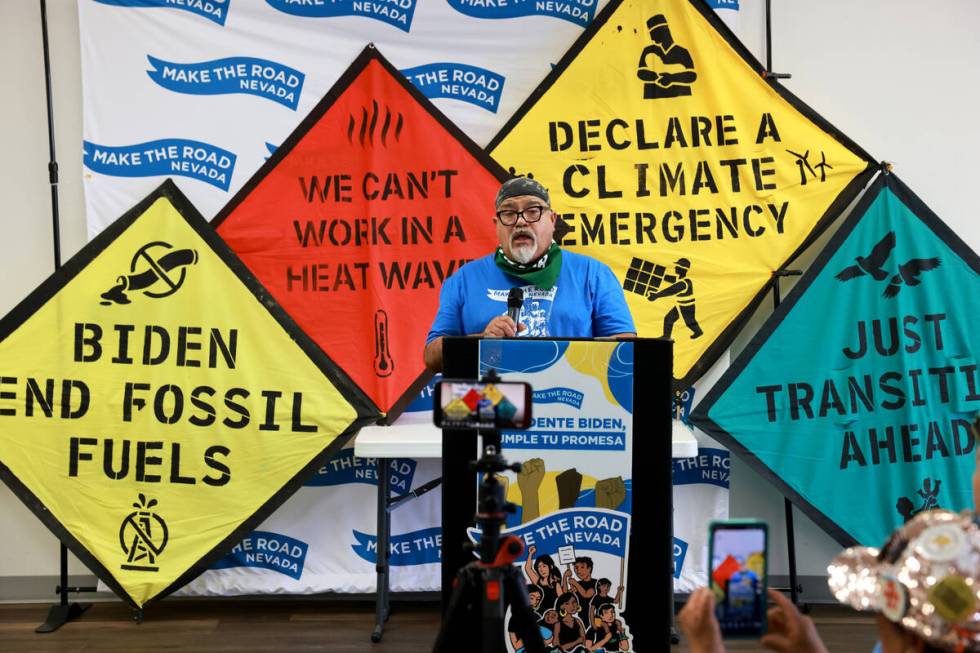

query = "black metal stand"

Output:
[[763, 0, 792, 80], [768, 270, 807, 613], [35, 543, 94, 633], [668, 396, 683, 645], [33, 0, 97, 633], [371, 460, 442, 643], [433, 428, 544, 653]]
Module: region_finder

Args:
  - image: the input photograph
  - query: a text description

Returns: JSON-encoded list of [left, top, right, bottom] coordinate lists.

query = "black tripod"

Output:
[[433, 431, 546, 653]]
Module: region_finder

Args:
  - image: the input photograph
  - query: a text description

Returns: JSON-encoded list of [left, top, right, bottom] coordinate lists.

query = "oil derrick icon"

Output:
[[119, 494, 169, 572], [623, 257, 703, 339]]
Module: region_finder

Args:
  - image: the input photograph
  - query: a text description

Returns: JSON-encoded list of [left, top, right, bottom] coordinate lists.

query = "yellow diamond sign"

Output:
[[488, 0, 875, 388], [0, 180, 381, 607]]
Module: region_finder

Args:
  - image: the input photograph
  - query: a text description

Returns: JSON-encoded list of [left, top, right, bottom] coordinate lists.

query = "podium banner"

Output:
[[477, 339, 636, 651]]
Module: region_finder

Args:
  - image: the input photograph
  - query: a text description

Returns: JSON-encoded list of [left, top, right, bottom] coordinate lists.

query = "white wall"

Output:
[[1, 0, 87, 583], [1, 0, 978, 595]]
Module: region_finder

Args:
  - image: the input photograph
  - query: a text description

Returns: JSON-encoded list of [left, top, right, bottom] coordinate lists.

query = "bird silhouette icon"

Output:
[[883, 257, 941, 298], [835, 231, 897, 282]]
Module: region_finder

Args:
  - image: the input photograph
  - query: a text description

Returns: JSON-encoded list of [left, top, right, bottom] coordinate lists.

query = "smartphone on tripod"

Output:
[[432, 373, 543, 653], [433, 378, 532, 430]]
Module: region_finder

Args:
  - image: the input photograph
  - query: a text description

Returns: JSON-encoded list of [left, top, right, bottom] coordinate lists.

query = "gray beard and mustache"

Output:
[[508, 228, 538, 264]]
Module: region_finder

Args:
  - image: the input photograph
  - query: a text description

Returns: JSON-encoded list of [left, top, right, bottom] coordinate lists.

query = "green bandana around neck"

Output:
[[494, 242, 562, 290]]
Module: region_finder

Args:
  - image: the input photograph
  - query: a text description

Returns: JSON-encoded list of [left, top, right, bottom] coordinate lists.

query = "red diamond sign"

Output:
[[214, 46, 508, 418]]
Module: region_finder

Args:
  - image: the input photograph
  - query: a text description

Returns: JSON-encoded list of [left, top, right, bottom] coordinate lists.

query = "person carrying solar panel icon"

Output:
[[647, 258, 703, 340]]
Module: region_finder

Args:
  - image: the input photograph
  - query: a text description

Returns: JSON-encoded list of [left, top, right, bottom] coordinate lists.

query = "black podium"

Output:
[[439, 336, 673, 651]]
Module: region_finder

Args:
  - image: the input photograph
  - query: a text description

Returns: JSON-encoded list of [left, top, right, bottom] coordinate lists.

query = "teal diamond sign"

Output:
[[691, 173, 980, 546]]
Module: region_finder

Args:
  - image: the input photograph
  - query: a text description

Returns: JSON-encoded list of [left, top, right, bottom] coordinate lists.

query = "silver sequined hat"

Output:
[[827, 510, 980, 652]]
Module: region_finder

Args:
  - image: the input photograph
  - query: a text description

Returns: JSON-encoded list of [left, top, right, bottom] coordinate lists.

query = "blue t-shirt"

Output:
[[426, 251, 635, 343]]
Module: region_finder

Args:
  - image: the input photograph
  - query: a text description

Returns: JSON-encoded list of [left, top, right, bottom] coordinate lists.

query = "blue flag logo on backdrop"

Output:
[[94, 0, 229, 25], [446, 0, 596, 26], [404, 375, 439, 413], [147, 56, 305, 110], [469, 509, 629, 558], [532, 387, 585, 409], [673, 447, 730, 489], [690, 174, 980, 546], [212, 531, 308, 579], [351, 527, 442, 565], [83, 139, 236, 191], [401, 63, 505, 113], [305, 448, 417, 494], [673, 536, 689, 579], [266, 0, 418, 32]]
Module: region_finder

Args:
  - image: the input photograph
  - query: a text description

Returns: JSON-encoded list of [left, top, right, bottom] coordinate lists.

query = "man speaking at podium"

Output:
[[424, 177, 635, 372]]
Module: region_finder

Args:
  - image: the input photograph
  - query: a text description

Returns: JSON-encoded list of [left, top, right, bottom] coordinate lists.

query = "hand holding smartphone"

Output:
[[708, 519, 768, 638]]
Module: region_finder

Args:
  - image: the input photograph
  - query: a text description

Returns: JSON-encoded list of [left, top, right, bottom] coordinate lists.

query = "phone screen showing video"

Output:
[[710, 524, 766, 637], [435, 381, 530, 430]]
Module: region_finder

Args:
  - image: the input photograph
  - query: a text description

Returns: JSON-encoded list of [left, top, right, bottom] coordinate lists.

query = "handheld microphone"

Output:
[[507, 287, 524, 327]]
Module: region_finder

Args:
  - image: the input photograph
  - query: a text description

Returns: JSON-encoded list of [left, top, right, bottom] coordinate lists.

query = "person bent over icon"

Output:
[[647, 258, 703, 339]]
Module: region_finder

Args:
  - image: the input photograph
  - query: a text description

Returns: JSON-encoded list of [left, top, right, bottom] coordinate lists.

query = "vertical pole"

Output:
[[765, 0, 774, 72], [763, 0, 791, 80], [59, 544, 68, 608], [40, 0, 68, 607], [372, 459, 391, 642], [772, 271, 802, 608], [40, 0, 62, 270], [34, 1, 95, 633]]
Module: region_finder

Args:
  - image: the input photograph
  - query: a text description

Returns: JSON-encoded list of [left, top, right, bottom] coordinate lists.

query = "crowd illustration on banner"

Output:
[[517, 550, 631, 652]]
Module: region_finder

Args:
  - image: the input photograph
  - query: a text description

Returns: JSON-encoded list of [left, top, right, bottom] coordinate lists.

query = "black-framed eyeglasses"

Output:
[[496, 205, 548, 226]]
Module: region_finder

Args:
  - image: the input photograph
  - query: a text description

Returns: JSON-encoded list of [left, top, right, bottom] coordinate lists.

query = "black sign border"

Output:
[[212, 44, 512, 423], [486, 0, 878, 391], [690, 172, 980, 546], [0, 179, 382, 607]]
